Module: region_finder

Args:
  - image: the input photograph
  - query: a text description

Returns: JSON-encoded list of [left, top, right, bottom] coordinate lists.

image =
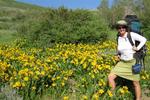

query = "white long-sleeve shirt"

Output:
[[117, 32, 147, 61]]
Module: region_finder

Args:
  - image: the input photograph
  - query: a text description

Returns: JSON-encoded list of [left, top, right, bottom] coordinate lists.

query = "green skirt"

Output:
[[111, 59, 140, 81]]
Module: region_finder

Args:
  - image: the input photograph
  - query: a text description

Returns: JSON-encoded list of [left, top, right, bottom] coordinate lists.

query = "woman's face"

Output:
[[117, 25, 127, 36]]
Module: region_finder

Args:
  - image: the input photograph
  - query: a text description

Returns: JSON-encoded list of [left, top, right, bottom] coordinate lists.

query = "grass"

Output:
[[0, 30, 19, 44], [0, 0, 44, 10], [0, 0, 46, 45]]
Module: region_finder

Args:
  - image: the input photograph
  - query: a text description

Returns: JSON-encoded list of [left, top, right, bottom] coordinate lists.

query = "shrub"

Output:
[[18, 7, 110, 47]]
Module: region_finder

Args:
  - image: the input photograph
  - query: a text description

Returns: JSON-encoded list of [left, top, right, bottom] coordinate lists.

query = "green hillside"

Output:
[[0, 0, 45, 44]]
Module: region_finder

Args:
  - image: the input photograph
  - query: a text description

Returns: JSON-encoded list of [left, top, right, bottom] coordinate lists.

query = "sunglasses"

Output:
[[117, 26, 126, 29]]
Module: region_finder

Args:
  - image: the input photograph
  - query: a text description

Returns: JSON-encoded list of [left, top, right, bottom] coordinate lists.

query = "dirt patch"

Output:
[[142, 89, 150, 100]]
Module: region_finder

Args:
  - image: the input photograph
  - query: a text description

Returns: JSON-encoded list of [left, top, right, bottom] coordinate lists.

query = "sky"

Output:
[[16, 0, 113, 9]]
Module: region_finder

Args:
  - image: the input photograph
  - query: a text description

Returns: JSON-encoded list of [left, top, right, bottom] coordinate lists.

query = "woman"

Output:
[[108, 20, 146, 100]]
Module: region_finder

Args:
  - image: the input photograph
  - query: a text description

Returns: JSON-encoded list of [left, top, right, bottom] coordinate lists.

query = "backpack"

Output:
[[126, 32, 147, 70], [125, 15, 141, 33], [117, 15, 147, 69]]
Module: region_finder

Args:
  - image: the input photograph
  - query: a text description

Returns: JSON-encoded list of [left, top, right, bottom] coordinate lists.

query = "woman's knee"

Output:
[[108, 73, 117, 81], [133, 81, 140, 87]]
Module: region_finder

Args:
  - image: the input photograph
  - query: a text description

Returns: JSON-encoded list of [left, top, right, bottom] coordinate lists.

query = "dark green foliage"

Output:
[[18, 7, 109, 47]]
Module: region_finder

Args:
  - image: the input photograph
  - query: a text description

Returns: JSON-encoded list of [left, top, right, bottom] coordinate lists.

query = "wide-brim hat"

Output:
[[116, 20, 128, 29], [116, 20, 128, 26]]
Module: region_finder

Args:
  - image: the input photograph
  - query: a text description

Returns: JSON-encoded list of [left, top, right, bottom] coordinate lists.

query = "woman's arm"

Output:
[[131, 32, 147, 51]]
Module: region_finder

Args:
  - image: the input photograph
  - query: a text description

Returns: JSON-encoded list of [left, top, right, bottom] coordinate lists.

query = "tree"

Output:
[[108, 0, 136, 28], [138, 0, 150, 39], [97, 0, 110, 24]]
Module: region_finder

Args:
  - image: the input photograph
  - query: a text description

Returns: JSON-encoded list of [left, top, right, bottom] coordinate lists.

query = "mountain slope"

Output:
[[0, 0, 46, 44]]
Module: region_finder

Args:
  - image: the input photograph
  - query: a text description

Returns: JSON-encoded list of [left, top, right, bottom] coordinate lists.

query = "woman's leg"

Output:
[[108, 73, 117, 90], [133, 81, 141, 100]]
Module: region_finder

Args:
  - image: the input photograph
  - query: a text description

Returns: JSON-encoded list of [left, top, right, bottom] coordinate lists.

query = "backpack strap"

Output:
[[127, 32, 145, 67], [127, 32, 134, 46], [127, 32, 139, 64]]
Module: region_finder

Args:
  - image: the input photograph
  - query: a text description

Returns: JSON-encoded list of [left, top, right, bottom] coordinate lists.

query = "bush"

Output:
[[18, 7, 110, 47]]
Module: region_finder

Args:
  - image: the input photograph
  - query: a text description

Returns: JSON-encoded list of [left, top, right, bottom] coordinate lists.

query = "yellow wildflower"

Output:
[[61, 81, 65, 86], [82, 95, 88, 100], [35, 71, 40, 75], [98, 89, 104, 95], [22, 83, 26, 87], [107, 90, 113, 97], [63, 77, 68, 81], [92, 93, 99, 100], [23, 77, 29, 81], [141, 76, 146, 80], [13, 81, 22, 88], [63, 96, 69, 100], [41, 71, 45, 76], [32, 86, 36, 90], [119, 88, 125, 95], [52, 83, 56, 87]]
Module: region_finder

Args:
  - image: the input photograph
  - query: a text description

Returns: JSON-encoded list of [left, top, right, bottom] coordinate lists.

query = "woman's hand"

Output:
[[114, 55, 120, 61], [132, 46, 138, 51]]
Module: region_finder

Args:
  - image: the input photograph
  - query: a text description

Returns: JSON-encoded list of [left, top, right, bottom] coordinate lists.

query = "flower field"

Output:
[[0, 40, 150, 100]]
